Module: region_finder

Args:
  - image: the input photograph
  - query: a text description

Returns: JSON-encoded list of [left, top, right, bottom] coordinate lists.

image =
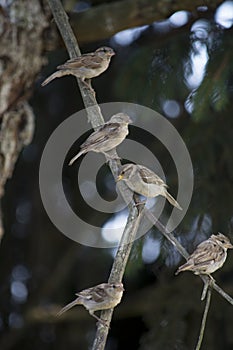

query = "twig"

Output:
[[195, 289, 212, 350], [212, 282, 233, 306], [144, 208, 189, 259]]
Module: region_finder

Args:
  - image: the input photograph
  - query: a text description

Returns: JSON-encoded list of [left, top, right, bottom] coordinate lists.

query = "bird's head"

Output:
[[108, 283, 125, 297], [110, 113, 132, 125], [212, 233, 233, 249], [117, 163, 135, 182], [96, 46, 115, 58]]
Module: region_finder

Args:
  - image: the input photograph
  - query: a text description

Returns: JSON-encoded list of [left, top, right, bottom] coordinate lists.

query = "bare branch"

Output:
[[212, 283, 233, 306], [145, 209, 189, 259]]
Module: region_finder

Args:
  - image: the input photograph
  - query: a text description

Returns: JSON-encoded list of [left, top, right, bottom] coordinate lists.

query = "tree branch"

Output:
[[68, 0, 223, 43]]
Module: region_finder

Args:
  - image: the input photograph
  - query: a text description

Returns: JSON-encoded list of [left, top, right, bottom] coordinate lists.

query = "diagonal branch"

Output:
[[46, 1, 143, 349]]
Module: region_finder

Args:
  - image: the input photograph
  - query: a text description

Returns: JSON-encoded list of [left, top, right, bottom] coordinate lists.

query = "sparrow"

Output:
[[69, 113, 132, 165], [117, 163, 182, 210], [41, 46, 115, 87], [175, 233, 233, 277], [57, 282, 124, 325]]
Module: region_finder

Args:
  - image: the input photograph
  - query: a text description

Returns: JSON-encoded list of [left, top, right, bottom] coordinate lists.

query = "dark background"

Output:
[[1, 1, 233, 349]]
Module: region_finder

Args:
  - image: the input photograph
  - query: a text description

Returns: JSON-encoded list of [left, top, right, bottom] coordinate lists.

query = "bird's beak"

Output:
[[116, 174, 124, 182], [227, 242, 233, 249]]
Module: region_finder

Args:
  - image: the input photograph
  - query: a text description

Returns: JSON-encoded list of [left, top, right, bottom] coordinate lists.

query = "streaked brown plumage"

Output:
[[117, 163, 182, 210], [175, 233, 233, 276], [41, 47, 115, 87], [69, 113, 132, 165], [57, 282, 124, 325]]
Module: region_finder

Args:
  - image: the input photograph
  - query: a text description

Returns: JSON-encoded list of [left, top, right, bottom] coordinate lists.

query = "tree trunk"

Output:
[[0, 0, 49, 241]]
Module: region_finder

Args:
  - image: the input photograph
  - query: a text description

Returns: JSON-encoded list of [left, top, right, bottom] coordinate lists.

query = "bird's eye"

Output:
[[112, 284, 116, 288]]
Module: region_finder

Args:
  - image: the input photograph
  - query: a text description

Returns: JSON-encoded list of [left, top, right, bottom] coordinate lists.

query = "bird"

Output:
[[41, 46, 115, 87], [57, 282, 124, 325], [117, 163, 182, 210], [175, 233, 233, 277], [68, 113, 132, 165]]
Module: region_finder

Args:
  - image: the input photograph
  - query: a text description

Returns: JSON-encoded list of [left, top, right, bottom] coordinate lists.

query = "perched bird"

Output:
[[69, 113, 132, 165], [41, 47, 115, 87], [117, 163, 182, 210], [57, 282, 124, 325], [175, 233, 233, 276]]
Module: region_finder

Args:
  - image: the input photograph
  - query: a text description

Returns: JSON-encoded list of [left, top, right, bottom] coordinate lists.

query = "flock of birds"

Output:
[[42, 47, 233, 324]]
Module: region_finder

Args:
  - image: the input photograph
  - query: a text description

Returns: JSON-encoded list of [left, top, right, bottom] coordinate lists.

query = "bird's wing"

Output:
[[138, 166, 167, 187], [57, 54, 103, 70], [189, 240, 220, 267], [75, 287, 93, 299], [80, 123, 120, 149], [76, 284, 107, 302], [91, 285, 108, 302]]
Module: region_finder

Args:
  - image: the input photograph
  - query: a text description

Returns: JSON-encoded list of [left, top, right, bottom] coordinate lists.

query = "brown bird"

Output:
[[175, 233, 233, 277], [41, 47, 115, 87], [117, 163, 182, 210], [69, 113, 132, 165], [57, 282, 124, 325]]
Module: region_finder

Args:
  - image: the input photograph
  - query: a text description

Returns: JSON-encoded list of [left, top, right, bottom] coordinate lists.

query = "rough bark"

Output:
[[0, 0, 49, 240]]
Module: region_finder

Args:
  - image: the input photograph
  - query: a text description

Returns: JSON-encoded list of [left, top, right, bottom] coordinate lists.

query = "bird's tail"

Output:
[[165, 191, 182, 210], [69, 150, 86, 165], [41, 70, 72, 87], [175, 263, 189, 275], [57, 298, 81, 316]]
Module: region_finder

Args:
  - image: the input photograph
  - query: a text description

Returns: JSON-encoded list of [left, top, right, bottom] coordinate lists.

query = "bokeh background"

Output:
[[1, 1, 233, 349]]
